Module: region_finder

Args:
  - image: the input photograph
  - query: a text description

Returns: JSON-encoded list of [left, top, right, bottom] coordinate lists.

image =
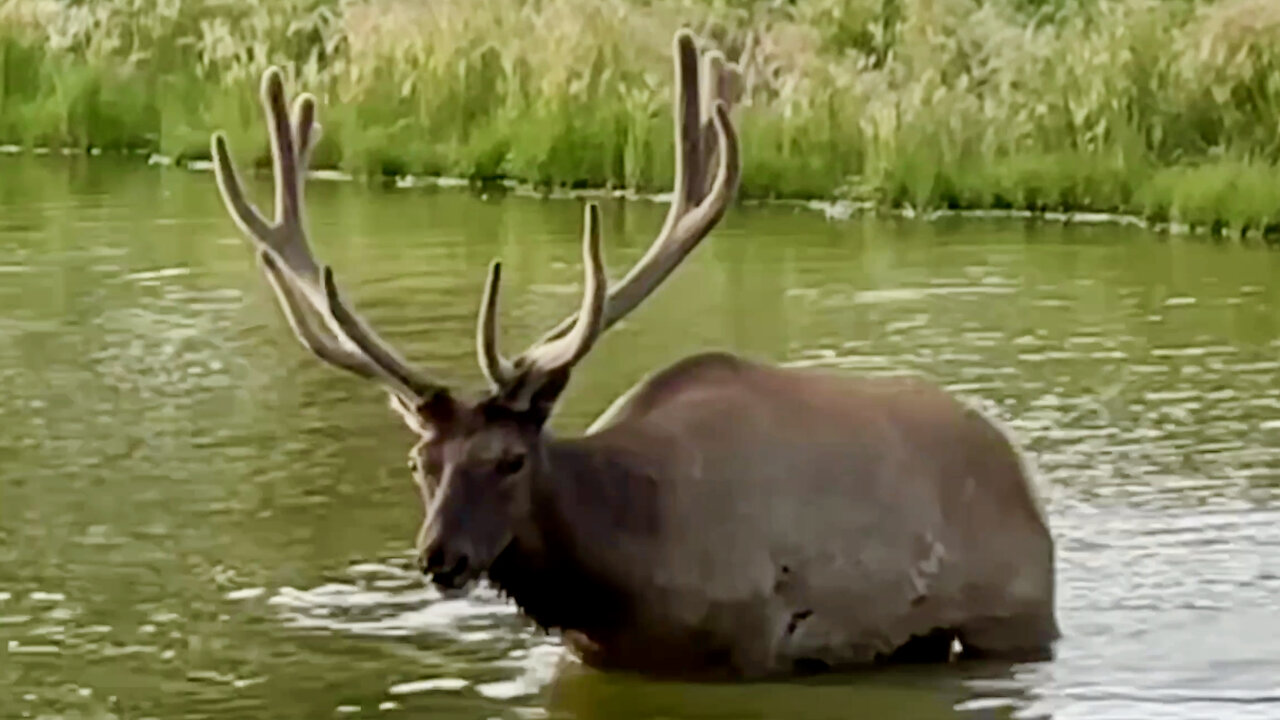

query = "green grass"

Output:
[[5, 0, 1280, 235]]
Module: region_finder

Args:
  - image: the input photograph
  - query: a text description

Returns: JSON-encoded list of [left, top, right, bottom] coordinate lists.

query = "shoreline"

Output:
[[2, 147, 1269, 245]]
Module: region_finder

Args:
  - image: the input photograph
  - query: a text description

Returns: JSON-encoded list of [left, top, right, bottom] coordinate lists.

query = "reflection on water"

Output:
[[1, 155, 1279, 720]]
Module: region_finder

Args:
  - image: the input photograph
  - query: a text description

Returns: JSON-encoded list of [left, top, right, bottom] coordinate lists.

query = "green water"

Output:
[[1, 156, 1279, 720]]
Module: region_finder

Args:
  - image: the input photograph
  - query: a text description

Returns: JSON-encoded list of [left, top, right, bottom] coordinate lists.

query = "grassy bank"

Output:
[[4, 0, 1280, 234]]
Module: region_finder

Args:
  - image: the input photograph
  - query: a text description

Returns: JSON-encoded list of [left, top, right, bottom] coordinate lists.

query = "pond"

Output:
[[2, 155, 1279, 720]]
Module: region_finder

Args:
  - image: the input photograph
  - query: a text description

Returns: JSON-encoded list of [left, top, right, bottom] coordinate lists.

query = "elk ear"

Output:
[[496, 367, 571, 427], [525, 368, 571, 425]]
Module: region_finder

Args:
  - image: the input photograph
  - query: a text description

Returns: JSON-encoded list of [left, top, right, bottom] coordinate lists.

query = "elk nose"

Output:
[[418, 543, 471, 590]]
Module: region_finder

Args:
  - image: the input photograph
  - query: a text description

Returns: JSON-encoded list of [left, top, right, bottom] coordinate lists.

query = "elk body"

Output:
[[209, 30, 1060, 680]]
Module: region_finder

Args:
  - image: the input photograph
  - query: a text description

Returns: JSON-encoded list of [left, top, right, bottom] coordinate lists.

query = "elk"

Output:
[[209, 30, 1060, 679]]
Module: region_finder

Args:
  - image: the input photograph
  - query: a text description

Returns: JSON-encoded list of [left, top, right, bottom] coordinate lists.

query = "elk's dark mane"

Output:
[[487, 436, 659, 643], [487, 434, 748, 676]]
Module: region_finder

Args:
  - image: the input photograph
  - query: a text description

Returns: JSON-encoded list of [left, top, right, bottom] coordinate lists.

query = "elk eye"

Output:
[[495, 454, 526, 476]]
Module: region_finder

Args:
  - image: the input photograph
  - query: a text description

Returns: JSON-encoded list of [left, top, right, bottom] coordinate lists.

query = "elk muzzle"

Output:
[[417, 535, 478, 591]]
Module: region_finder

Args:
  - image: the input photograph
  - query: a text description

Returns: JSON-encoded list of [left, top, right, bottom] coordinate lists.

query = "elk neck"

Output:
[[486, 430, 661, 639]]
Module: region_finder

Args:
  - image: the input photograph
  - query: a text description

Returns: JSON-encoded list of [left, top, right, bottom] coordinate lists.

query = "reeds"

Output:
[[3, 0, 1280, 233]]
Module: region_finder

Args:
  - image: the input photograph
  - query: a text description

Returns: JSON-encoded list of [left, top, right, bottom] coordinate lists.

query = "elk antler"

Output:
[[211, 68, 453, 407], [478, 29, 742, 408]]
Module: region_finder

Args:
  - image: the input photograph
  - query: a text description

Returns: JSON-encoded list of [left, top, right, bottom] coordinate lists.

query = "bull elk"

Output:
[[209, 29, 1059, 679]]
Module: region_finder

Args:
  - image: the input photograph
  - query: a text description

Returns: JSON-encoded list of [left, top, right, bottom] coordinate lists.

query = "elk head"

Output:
[[209, 29, 741, 590]]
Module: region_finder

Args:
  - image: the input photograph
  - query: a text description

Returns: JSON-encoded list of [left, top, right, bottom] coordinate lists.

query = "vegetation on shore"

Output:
[[3, 0, 1280, 234]]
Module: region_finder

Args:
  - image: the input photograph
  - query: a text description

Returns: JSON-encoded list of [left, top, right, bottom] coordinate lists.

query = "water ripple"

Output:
[[4, 162, 1280, 719]]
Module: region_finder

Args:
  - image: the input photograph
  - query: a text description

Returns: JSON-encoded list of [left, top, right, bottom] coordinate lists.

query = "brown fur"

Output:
[[475, 351, 1059, 679]]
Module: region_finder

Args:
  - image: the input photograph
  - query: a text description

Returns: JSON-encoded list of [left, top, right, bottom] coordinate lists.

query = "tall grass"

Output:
[[4, 0, 1280, 233]]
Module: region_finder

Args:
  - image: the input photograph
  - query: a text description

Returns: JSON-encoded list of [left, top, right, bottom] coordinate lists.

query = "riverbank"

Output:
[[3, 0, 1280, 237]]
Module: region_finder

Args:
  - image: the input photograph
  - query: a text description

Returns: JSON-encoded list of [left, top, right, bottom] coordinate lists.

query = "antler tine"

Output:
[[675, 28, 707, 215], [698, 49, 739, 204], [476, 260, 516, 390], [518, 203, 607, 373], [532, 29, 742, 348], [477, 204, 607, 400], [258, 250, 399, 386], [211, 67, 451, 404]]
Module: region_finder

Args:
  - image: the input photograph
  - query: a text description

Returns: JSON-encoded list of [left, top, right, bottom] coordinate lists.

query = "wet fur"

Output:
[[482, 351, 1059, 679]]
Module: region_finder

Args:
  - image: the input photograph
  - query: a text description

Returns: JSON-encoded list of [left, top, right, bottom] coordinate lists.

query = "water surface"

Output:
[[2, 156, 1279, 720]]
